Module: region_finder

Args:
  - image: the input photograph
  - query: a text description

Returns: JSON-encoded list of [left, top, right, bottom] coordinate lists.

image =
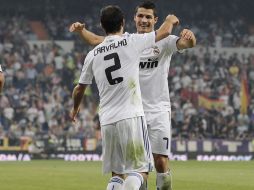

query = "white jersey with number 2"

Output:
[[79, 32, 155, 125]]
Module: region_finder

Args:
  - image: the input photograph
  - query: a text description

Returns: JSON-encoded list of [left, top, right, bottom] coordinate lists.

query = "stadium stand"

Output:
[[0, 0, 253, 155]]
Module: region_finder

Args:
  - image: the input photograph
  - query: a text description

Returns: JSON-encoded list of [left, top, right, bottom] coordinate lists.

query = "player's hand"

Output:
[[166, 14, 179, 27], [180, 29, 195, 40], [69, 107, 80, 122], [69, 22, 85, 33]]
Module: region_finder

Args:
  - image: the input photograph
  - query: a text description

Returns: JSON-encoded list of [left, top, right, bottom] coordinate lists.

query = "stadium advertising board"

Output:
[[0, 138, 253, 161], [171, 139, 254, 154]]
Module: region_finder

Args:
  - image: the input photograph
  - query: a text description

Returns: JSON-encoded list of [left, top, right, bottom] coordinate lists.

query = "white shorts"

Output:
[[101, 116, 154, 174], [145, 111, 171, 156]]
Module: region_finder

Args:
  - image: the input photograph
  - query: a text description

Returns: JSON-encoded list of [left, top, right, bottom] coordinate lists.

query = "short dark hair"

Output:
[[100, 5, 124, 34], [135, 1, 157, 17]]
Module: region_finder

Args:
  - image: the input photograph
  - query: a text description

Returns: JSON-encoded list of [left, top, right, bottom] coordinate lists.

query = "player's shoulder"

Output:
[[122, 32, 137, 40], [121, 32, 139, 44], [84, 49, 96, 63], [86, 49, 95, 58], [156, 34, 179, 51], [128, 31, 155, 37], [88, 39, 108, 58], [157, 34, 179, 43], [127, 31, 155, 43]]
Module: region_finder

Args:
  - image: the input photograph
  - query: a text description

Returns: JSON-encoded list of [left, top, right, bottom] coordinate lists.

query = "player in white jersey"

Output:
[[0, 64, 4, 92], [69, 5, 180, 190], [70, 2, 195, 190]]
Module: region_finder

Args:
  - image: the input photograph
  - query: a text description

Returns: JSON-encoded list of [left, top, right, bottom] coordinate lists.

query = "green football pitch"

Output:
[[0, 161, 253, 190]]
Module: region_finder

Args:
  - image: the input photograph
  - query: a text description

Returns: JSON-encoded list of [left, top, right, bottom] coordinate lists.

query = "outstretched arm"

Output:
[[155, 14, 179, 42], [69, 84, 87, 122], [69, 22, 104, 46], [0, 66, 4, 93], [176, 29, 196, 50]]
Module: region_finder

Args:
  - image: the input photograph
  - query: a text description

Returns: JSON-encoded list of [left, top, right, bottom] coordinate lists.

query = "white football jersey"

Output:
[[79, 32, 155, 125], [139, 35, 179, 112]]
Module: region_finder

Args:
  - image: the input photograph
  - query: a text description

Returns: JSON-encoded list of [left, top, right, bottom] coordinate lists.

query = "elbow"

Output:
[[155, 29, 171, 42], [74, 84, 86, 96]]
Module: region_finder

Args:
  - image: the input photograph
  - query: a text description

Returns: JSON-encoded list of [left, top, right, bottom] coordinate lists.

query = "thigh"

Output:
[[146, 111, 171, 156], [115, 117, 154, 174], [101, 123, 117, 174]]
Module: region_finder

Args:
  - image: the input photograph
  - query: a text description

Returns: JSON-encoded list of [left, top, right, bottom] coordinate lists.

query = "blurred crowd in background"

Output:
[[0, 0, 254, 146]]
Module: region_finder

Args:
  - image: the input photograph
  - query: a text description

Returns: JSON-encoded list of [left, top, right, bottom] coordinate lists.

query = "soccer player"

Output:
[[69, 5, 179, 190], [69, 1, 196, 190], [0, 64, 4, 92]]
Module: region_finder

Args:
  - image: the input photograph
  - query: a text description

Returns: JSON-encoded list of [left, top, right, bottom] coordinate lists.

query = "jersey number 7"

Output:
[[163, 137, 169, 150], [104, 53, 123, 85]]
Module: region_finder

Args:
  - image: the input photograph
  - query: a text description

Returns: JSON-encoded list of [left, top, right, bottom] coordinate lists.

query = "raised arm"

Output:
[[69, 22, 105, 46], [176, 29, 196, 50], [155, 14, 179, 42]]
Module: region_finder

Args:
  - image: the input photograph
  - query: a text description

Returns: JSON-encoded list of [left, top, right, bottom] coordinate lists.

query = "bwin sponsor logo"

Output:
[[139, 58, 159, 69]]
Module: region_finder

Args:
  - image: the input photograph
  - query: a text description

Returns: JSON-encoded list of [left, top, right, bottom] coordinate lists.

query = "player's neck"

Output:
[[107, 31, 123, 36], [107, 27, 124, 37], [136, 29, 154, 34]]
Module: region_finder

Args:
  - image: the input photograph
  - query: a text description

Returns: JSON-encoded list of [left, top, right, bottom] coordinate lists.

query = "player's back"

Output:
[[80, 32, 155, 125]]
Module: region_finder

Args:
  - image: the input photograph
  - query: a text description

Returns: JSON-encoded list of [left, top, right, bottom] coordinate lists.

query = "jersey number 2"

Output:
[[104, 53, 123, 85]]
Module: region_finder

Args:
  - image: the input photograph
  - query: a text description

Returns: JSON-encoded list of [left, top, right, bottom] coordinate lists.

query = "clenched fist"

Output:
[[166, 14, 179, 26], [180, 29, 195, 41], [69, 22, 85, 33]]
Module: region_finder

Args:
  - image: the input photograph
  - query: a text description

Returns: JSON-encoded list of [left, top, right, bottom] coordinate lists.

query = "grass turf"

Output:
[[0, 161, 253, 190]]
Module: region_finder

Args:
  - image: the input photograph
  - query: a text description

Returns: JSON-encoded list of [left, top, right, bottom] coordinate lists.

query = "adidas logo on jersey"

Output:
[[139, 58, 159, 69]]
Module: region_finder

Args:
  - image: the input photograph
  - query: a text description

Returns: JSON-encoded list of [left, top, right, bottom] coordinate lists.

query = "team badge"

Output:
[[153, 46, 160, 55]]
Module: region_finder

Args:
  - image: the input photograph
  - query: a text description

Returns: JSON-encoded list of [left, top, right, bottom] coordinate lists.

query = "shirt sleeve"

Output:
[[165, 35, 180, 53], [131, 31, 156, 53], [0, 65, 2, 72], [79, 52, 94, 84]]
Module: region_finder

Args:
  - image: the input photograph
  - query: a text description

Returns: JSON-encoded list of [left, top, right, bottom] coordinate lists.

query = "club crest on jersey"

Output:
[[153, 46, 160, 55]]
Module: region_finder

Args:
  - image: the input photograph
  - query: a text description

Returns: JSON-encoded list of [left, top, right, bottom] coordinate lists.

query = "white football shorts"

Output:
[[145, 111, 171, 156], [101, 116, 154, 174]]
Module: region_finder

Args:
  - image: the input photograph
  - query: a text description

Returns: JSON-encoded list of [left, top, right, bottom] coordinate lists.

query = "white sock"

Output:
[[106, 176, 124, 190], [156, 171, 172, 190], [123, 172, 144, 190]]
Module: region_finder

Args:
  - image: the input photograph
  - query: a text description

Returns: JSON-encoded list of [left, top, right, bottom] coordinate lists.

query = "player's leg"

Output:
[[101, 124, 124, 190], [146, 111, 172, 190], [153, 154, 172, 190], [123, 172, 146, 190], [138, 112, 152, 190], [116, 116, 154, 190], [139, 180, 148, 190], [106, 172, 124, 190]]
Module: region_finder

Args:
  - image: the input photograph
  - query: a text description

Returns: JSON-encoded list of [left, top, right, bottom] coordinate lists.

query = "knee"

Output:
[[123, 173, 144, 190], [123, 180, 139, 190]]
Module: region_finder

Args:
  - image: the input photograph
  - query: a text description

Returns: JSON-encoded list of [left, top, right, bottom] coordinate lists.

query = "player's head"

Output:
[[100, 5, 125, 35], [134, 1, 158, 34]]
